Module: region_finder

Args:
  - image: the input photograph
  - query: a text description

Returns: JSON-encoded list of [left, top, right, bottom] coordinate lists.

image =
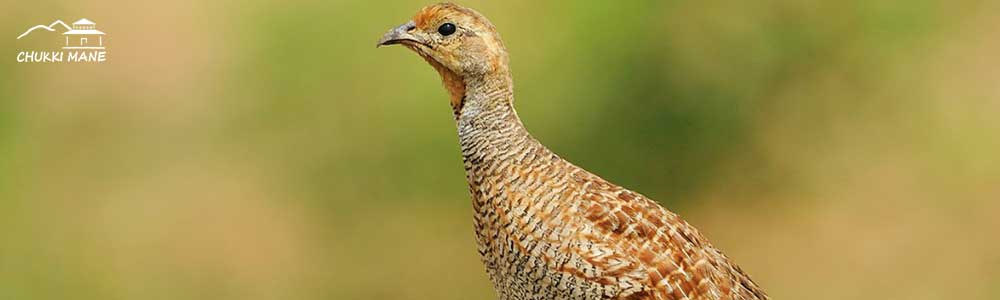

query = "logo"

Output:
[[16, 18, 107, 63]]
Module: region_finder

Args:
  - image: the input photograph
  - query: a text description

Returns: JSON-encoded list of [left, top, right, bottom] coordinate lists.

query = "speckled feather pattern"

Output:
[[385, 3, 768, 300], [457, 91, 767, 300]]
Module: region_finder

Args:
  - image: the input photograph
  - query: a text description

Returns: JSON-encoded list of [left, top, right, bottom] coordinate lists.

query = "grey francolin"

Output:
[[377, 3, 767, 300]]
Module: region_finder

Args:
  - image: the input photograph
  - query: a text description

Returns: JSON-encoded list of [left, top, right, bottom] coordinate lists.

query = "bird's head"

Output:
[[377, 3, 511, 112]]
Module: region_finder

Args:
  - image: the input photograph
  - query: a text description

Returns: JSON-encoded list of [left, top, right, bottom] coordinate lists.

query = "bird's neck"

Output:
[[457, 72, 514, 120], [455, 73, 546, 173]]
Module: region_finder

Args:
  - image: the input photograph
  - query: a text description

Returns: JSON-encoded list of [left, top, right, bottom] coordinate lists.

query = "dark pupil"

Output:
[[438, 23, 456, 36]]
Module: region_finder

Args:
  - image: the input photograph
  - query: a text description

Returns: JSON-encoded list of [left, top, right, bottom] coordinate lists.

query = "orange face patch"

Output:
[[407, 3, 510, 116]]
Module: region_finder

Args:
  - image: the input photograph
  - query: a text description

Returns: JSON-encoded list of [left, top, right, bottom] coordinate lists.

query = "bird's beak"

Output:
[[377, 20, 422, 48]]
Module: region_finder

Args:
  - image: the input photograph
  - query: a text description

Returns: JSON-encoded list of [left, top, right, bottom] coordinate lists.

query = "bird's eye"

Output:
[[438, 23, 456, 36]]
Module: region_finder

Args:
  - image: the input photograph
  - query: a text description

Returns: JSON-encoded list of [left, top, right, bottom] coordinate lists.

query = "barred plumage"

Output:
[[378, 3, 767, 300]]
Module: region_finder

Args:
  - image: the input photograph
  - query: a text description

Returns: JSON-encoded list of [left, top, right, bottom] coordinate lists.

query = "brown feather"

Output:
[[387, 3, 768, 300]]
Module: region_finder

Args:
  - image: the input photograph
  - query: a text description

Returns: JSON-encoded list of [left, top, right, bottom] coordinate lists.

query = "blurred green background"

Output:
[[2, 0, 999, 299]]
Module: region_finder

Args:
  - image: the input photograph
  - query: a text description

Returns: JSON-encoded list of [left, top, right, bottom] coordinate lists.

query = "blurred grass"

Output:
[[1, 0, 999, 299]]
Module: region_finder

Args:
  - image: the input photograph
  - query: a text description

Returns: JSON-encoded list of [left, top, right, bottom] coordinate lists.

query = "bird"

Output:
[[377, 3, 768, 300]]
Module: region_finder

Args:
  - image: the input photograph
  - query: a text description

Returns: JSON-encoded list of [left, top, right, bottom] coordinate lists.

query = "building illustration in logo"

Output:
[[63, 19, 104, 49], [15, 17, 109, 63]]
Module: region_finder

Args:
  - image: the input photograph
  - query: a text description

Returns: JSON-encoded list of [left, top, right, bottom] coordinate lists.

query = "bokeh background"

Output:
[[2, 0, 998, 299]]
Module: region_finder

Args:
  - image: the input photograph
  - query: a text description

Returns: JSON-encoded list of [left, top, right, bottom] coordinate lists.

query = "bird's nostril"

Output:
[[406, 25, 416, 32]]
